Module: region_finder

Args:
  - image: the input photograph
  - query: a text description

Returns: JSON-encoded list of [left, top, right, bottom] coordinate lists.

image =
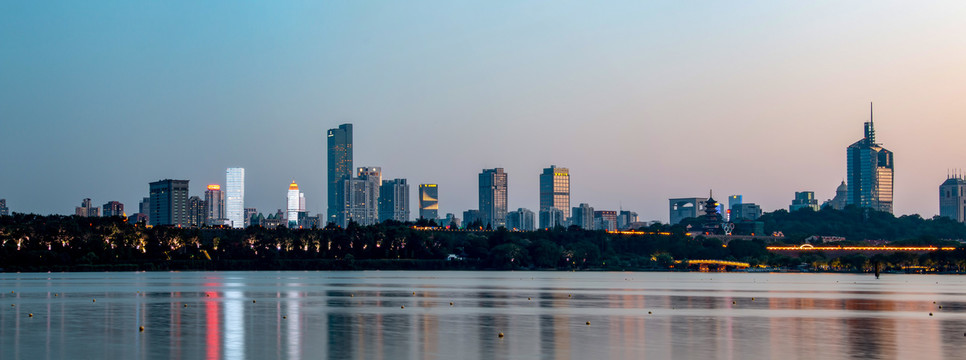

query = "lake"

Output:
[[2, 271, 965, 359]]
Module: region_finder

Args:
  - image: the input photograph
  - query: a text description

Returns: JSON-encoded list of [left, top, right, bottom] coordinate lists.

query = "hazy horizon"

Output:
[[2, 1, 965, 222]]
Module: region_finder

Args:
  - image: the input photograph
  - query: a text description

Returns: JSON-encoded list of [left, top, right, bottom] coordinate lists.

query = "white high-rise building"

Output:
[[226, 167, 245, 228], [287, 181, 301, 228]]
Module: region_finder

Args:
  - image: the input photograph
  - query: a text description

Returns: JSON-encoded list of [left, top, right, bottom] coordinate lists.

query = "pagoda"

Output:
[[702, 190, 724, 235]]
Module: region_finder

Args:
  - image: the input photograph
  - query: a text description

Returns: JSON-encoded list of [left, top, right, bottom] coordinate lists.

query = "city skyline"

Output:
[[3, 2, 966, 221]]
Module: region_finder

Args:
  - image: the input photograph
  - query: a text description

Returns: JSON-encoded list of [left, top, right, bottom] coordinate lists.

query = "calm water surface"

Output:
[[2, 271, 965, 359]]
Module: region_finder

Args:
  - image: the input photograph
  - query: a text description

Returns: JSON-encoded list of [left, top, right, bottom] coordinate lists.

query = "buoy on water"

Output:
[[929, 312, 934, 316], [283, 316, 287, 319], [183, 304, 187, 308], [92, 299, 96, 303], [648, 311, 652, 314], [252, 300, 256, 303], [401, 305, 405, 309], [528, 297, 531, 301], [28, 313, 33, 317], [139, 326, 144, 332], [449, 302, 454, 306], [498, 332, 504, 338], [586, 321, 591, 325]]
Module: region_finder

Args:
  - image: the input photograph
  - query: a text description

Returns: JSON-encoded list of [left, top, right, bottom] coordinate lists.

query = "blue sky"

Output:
[[2, 1, 966, 222]]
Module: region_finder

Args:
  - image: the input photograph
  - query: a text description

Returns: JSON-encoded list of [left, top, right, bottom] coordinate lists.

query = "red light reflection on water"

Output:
[[204, 288, 220, 360]]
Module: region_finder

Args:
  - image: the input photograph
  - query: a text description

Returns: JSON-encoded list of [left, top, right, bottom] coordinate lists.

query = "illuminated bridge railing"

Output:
[[685, 260, 751, 267], [767, 245, 957, 251]]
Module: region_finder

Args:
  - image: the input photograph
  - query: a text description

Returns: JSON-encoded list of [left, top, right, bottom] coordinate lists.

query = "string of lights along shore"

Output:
[[8, 104, 965, 229]]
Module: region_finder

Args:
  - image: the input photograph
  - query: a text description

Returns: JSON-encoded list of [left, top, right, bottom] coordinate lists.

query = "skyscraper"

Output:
[[379, 180, 405, 222], [327, 124, 353, 226], [379, 178, 410, 222], [846, 104, 894, 213], [226, 167, 245, 228], [149, 179, 189, 226], [343, 167, 381, 226], [479, 168, 508, 228], [188, 196, 206, 226], [571, 203, 594, 230], [0, 199, 8, 216], [418, 184, 439, 220], [102, 201, 124, 217], [539, 166, 570, 229], [940, 175, 966, 223], [287, 181, 301, 228], [205, 184, 225, 226]]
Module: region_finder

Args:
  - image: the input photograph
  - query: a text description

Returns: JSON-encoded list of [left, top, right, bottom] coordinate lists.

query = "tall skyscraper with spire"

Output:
[[846, 103, 894, 213], [327, 124, 353, 226]]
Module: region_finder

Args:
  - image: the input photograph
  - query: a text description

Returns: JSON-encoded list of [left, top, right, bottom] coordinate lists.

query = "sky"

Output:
[[2, 1, 966, 222]]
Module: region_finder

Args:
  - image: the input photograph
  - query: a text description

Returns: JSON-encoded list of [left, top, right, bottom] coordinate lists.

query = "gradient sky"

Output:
[[2, 1, 966, 222]]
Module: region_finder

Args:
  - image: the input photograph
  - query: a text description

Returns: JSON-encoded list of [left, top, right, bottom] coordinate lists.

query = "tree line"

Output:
[[1, 207, 966, 272]]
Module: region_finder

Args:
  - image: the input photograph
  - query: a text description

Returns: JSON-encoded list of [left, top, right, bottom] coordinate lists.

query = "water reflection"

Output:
[[2, 272, 966, 359]]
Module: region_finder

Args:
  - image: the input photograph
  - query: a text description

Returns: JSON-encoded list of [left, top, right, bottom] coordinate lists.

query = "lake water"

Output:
[[2, 271, 965, 359]]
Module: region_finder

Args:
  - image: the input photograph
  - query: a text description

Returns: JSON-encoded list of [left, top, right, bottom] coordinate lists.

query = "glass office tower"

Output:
[[226, 167, 245, 228]]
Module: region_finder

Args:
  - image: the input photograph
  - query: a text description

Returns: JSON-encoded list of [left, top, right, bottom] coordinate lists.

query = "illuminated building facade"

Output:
[[790, 191, 820, 212], [287, 181, 301, 227], [846, 104, 894, 213], [539, 166, 570, 228], [479, 168, 508, 228], [205, 184, 225, 226], [327, 124, 353, 226], [102, 201, 124, 217], [149, 179, 189, 226], [0, 199, 7, 216], [188, 196, 206, 226], [379, 178, 410, 222], [418, 184, 439, 220], [939, 175, 966, 223], [226, 167, 245, 228]]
